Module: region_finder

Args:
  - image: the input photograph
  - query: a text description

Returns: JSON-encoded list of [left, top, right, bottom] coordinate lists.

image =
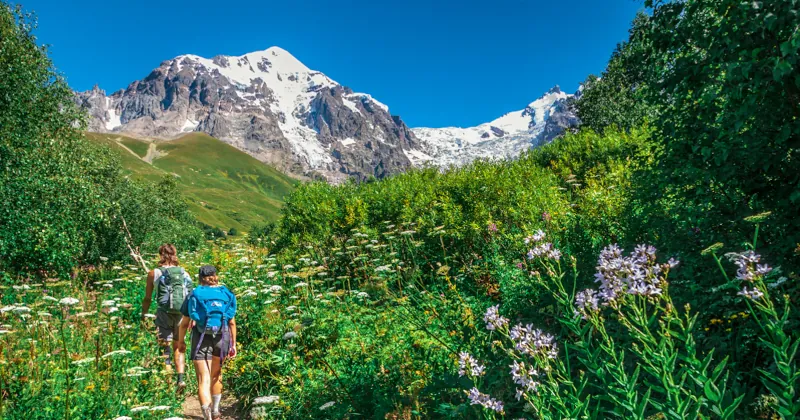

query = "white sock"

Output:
[[201, 404, 211, 420], [212, 394, 222, 413]]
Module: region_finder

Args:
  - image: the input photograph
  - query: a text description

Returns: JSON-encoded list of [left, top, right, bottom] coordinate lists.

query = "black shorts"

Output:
[[190, 328, 226, 361]]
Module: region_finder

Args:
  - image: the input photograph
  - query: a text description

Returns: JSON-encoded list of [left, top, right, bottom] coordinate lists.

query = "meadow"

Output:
[[2, 0, 799, 418]]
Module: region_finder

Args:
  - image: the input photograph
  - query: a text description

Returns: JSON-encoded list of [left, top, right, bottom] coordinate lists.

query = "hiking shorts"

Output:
[[190, 329, 226, 361], [154, 310, 183, 343]]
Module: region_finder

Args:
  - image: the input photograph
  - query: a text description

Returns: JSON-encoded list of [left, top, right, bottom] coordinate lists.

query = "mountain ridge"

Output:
[[75, 46, 580, 181]]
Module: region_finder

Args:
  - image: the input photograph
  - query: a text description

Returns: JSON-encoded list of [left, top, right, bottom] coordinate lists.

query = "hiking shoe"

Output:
[[202, 407, 213, 420], [212, 411, 222, 420], [176, 380, 186, 394]]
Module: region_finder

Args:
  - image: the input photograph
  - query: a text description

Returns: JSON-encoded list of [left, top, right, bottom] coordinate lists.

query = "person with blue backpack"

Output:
[[177, 265, 237, 420], [141, 243, 194, 392]]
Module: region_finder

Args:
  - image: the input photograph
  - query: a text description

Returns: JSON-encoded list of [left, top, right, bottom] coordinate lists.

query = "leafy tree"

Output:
[[0, 3, 201, 276], [576, 12, 657, 133]]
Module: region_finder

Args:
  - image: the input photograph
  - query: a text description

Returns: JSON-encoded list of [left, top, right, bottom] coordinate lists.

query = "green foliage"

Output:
[[0, 4, 201, 276], [227, 227, 238, 236]]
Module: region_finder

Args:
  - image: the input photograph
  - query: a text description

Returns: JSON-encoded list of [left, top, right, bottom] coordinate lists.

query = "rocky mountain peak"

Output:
[[75, 47, 579, 182]]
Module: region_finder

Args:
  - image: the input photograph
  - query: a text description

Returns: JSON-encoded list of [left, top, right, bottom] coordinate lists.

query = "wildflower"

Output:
[[293, 282, 308, 288], [71, 357, 95, 365], [727, 251, 771, 282], [487, 223, 498, 233], [282, 332, 298, 340], [738, 287, 764, 300], [527, 242, 561, 261], [283, 265, 295, 271], [43, 296, 59, 302], [102, 349, 132, 358], [149, 406, 170, 411], [252, 395, 280, 405], [594, 244, 667, 304], [268, 285, 283, 293], [319, 401, 336, 410], [130, 406, 149, 413], [509, 361, 539, 400], [101, 300, 116, 307], [375, 265, 391, 272], [12, 306, 31, 314], [509, 324, 557, 359], [356, 292, 369, 299], [457, 352, 485, 378], [467, 388, 504, 413], [541, 212, 551, 222], [144, 313, 157, 319], [112, 417, 132, 420], [483, 305, 509, 331], [524, 230, 546, 244], [574, 289, 599, 319], [163, 417, 183, 420]]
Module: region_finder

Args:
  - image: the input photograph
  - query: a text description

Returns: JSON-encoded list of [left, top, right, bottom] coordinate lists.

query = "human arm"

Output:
[[141, 269, 155, 321], [177, 315, 191, 352]]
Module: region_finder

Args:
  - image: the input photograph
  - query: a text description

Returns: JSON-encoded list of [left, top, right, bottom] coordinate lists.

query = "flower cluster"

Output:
[[527, 242, 562, 261], [509, 323, 557, 359], [484, 305, 509, 331], [574, 289, 599, 319], [524, 230, 546, 244], [594, 244, 674, 304], [458, 352, 485, 378], [726, 251, 772, 300], [467, 388, 504, 413], [726, 251, 772, 282], [509, 360, 539, 400]]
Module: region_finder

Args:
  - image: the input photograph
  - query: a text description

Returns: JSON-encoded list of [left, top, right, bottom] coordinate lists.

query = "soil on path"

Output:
[[182, 394, 240, 420]]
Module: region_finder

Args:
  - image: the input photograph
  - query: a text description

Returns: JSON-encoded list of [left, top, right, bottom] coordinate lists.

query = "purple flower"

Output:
[[509, 323, 557, 359], [738, 287, 764, 300], [483, 305, 509, 331], [457, 352, 485, 378], [487, 223, 498, 233], [467, 388, 504, 413], [527, 242, 561, 261], [524, 230, 546, 245], [509, 361, 539, 400], [542, 212, 551, 222], [574, 289, 599, 319], [726, 251, 771, 282], [594, 244, 668, 304]]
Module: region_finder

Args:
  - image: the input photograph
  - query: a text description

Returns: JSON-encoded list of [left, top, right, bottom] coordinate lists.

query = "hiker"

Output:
[[177, 265, 238, 420], [141, 243, 194, 391]]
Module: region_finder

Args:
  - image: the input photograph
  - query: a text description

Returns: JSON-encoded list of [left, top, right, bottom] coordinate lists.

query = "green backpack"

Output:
[[154, 266, 193, 314]]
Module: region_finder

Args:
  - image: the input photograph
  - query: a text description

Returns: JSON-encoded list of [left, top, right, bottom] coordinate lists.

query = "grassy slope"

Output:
[[87, 132, 297, 230]]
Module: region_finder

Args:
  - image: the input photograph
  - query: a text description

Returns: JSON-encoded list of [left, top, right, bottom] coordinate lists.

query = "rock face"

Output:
[[75, 47, 580, 181], [74, 47, 418, 182]]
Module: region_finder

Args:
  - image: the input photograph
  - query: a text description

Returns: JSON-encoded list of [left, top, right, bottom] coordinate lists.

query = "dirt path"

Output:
[[182, 394, 239, 419], [142, 142, 162, 164]]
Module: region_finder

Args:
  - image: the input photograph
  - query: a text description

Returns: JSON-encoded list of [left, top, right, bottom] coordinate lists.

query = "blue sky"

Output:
[[23, 0, 642, 128]]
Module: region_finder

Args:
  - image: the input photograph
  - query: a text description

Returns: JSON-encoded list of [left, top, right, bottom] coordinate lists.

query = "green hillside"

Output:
[[87, 132, 297, 231]]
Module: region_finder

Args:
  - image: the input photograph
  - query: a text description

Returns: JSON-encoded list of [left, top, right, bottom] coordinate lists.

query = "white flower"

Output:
[[252, 395, 280, 405], [43, 296, 59, 302], [102, 349, 132, 358], [112, 416, 132, 420], [101, 300, 116, 307], [130, 406, 149, 412], [162, 417, 183, 420], [356, 292, 369, 299], [13, 306, 31, 314], [282, 332, 298, 340], [149, 405, 170, 411], [71, 357, 95, 365], [144, 313, 157, 319], [293, 282, 308, 288], [319, 401, 336, 410]]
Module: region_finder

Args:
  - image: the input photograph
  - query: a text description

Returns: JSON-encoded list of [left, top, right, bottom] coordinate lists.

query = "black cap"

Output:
[[199, 265, 217, 278]]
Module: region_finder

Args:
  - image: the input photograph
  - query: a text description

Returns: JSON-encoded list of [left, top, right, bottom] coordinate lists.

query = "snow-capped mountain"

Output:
[[410, 87, 579, 166], [75, 47, 579, 182]]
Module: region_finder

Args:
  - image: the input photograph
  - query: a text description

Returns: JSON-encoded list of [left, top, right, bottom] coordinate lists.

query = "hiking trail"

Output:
[[182, 393, 239, 419]]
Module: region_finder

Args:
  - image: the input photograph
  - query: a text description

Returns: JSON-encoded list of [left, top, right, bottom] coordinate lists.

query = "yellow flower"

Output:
[[85, 383, 95, 391]]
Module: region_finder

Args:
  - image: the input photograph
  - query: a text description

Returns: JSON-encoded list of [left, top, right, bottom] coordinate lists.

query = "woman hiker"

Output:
[[178, 265, 238, 420], [141, 244, 194, 392]]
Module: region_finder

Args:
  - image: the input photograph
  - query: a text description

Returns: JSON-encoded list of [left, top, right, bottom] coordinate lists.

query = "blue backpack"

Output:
[[187, 285, 235, 330]]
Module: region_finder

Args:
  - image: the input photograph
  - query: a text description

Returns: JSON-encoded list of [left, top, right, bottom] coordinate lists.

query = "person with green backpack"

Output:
[[177, 265, 237, 420], [141, 243, 194, 392]]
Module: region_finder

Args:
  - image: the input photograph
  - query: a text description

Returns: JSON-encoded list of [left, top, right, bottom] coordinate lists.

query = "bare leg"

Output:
[[172, 340, 185, 374], [211, 356, 222, 395], [194, 359, 213, 407]]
